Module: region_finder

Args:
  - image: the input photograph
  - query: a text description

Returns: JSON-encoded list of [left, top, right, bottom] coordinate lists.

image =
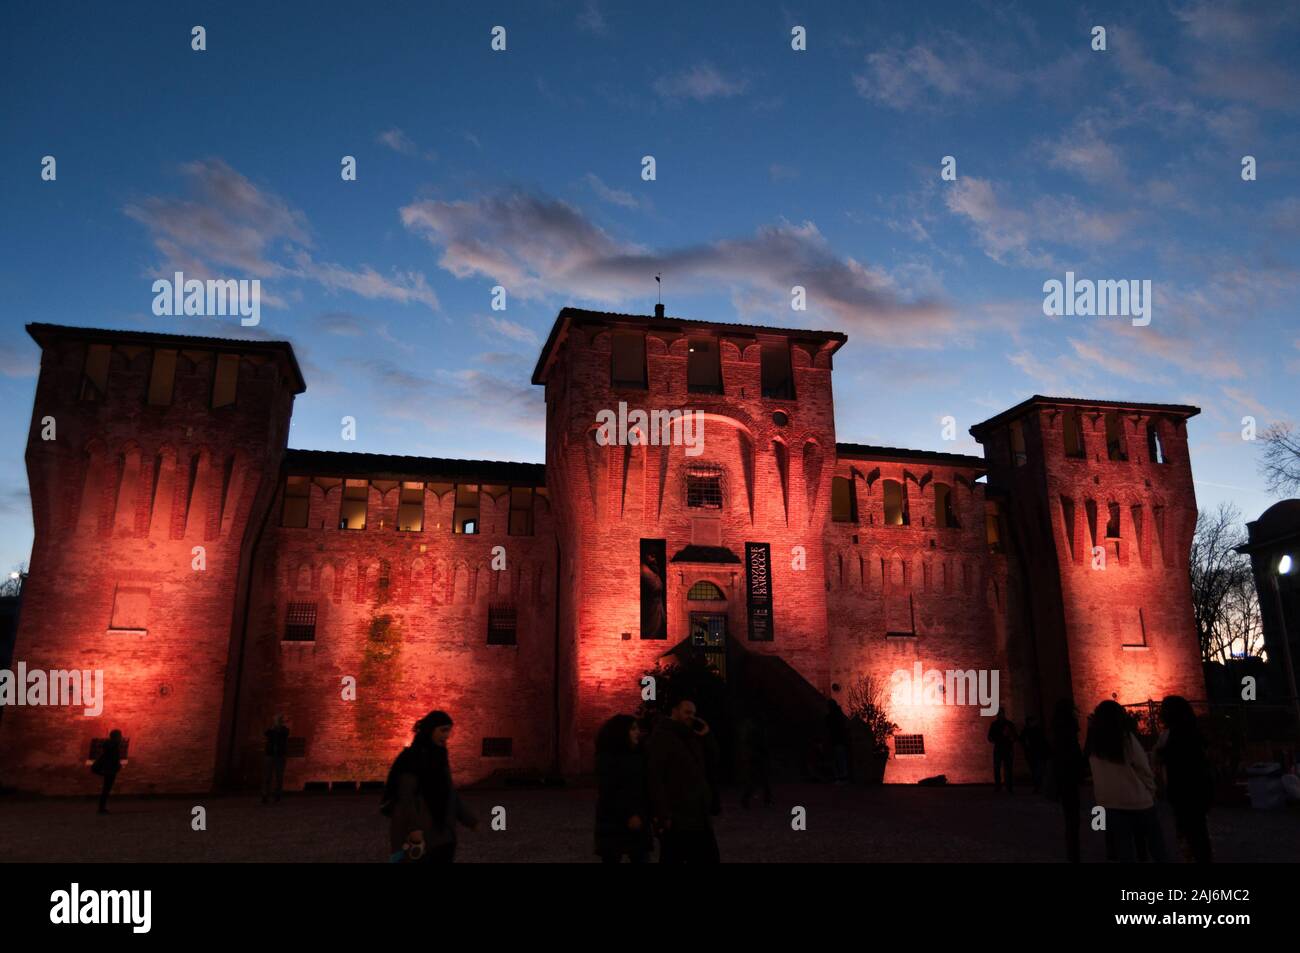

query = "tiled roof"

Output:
[[970, 394, 1200, 437]]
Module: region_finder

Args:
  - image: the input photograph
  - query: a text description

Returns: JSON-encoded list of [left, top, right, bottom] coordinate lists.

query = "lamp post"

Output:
[[1267, 553, 1300, 733]]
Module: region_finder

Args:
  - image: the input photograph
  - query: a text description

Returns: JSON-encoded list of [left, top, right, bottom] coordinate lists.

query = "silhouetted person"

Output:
[[92, 729, 123, 814], [1050, 699, 1085, 863], [594, 714, 653, 863], [988, 708, 1017, 792], [262, 713, 289, 804], [647, 698, 720, 863], [825, 698, 850, 783], [1086, 700, 1168, 863], [382, 710, 477, 863], [1021, 714, 1049, 793], [1154, 695, 1214, 863], [738, 712, 773, 808]]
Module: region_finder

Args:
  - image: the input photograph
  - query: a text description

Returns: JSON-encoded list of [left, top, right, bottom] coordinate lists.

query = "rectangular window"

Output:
[[894, 734, 925, 756], [687, 338, 723, 394], [148, 349, 177, 406], [482, 737, 513, 757], [883, 480, 908, 526], [1106, 502, 1121, 538], [1063, 411, 1085, 459], [760, 342, 794, 399], [80, 344, 112, 402], [340, 479, 368, 530], [1009, 420, 1027, 467], [934, 483, 958, 529], [284, 602, 317, 641], [282, 476, 310, 528], [487, 601, 517, 645], [1147, 424, 1166, 464], [1105, 412, 1127, 461], [831, 476, 857, 523], [397, 482, 424, 532], [686, 465, 724, 509], [453, 483, 480, 534], [211, 353, 239, 408], [508, 486, 534, 536], [986, 512, 1002, 553], [610, 331, 647, 389]]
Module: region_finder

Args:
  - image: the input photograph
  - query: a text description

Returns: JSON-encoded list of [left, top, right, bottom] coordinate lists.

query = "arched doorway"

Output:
[[686, 578, 728, 678]]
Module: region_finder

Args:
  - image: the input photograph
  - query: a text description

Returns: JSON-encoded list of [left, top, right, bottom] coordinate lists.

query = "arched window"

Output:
[[883, 479, 908, 526], [687, 580, 726, 601], [831, 476, 857, 523]]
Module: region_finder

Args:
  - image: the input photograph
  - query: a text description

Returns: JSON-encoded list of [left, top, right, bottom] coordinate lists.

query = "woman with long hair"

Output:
[[1154, 695, 1214, 862], [1085, 700, 1168, 862], [594, 714, 653, 863], [382, 710, 478, 863]]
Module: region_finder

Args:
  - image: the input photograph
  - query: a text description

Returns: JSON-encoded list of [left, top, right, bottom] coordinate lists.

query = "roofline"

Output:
[[969, 394, 1201, 438], [835, 443, 987, 469], [283, 448, 545, 485], [532, 307, 848, 385], [26, 322, 307, 394]]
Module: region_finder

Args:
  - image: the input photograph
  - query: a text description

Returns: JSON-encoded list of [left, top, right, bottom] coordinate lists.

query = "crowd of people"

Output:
[[87, 692, 1218, 864]]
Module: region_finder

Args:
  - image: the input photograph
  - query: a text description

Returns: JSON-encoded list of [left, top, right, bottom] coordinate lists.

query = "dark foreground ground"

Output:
[[1, 783, 1296, 862]]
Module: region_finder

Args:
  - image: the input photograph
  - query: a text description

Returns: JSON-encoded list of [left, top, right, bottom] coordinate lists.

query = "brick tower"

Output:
[[532, 307, 846, 773], [971, 397, 1205, 720], [0, 325, 302, 793]]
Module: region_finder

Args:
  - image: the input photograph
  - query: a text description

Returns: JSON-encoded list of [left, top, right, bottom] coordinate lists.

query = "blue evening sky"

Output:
[[1, 0, 1297, 572]]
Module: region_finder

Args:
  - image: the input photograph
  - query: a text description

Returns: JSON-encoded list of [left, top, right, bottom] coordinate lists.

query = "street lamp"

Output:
[[1268, 553, 1300, 732]]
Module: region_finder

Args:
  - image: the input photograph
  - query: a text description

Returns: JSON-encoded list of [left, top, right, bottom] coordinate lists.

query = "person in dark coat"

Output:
[[383, 710, 478, 863], [1021, 714, 1050, 794], [988, 707, 1018, 792], [1050, 699, 1086, 862], [262, 713, 289, 804], [92, 729, 124, 814], [594, 714, 654, 863], [647, 697, 721, 863], [1154, 695, 1214, 863]]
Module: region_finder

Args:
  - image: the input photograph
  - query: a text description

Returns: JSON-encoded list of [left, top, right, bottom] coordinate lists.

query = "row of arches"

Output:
[[278, 554, 551, 608]]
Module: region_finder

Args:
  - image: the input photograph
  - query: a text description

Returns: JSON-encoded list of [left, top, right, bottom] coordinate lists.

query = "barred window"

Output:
[[284, 602, 317, 641], [487, 601, 517, 645], [894, 734, 925, 756], [687, 580, 726, 601], [686, 465, 724, 509]]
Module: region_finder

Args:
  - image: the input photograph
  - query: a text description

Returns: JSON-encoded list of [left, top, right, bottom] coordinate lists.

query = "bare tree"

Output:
[[1189, 503, 1258, 662], [0, 562, 25, 598], [1259, 422, 1300, 497]]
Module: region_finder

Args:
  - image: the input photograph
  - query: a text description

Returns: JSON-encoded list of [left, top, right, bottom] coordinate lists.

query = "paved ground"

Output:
[[1, 783, 1296, 862]]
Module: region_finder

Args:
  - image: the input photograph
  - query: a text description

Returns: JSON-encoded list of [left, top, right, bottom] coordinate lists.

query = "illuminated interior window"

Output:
[[610, 331, 647, 389], [281, 476, 310, 528], [687, 337, 722, 394], [284, 601, 317, 641], [453, 483, 480, 534], [212, 353, 239, 408], [80, 344, 112, 402], [340, 479, 368, 530], [397, 482, 424, 532], [934, 483, 959, 529], [883, 479, 908, 526], [686, 465, 724, 509], [986, 513, 1002, 552], [148, 349, 177, 406], [687, 580, 726, 601], [831, 476, 858, 523]]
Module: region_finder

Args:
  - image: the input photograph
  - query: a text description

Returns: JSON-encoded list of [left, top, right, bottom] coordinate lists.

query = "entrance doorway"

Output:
[[690, 612, 727, 679]]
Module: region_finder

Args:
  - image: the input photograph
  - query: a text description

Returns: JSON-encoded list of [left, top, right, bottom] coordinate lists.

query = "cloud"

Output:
[[482, 315, 539, 346], [576, 1, 607, 36], [585, 173, 640, 209], [377, 127, 436, 161], [653, 63, 747, 101], [854, 37, 1018, 111], [126, 158, 438, 311], [0, 346, 38, 378], [1042, 119, 1126, 186], [399, 189, 953, 343]]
